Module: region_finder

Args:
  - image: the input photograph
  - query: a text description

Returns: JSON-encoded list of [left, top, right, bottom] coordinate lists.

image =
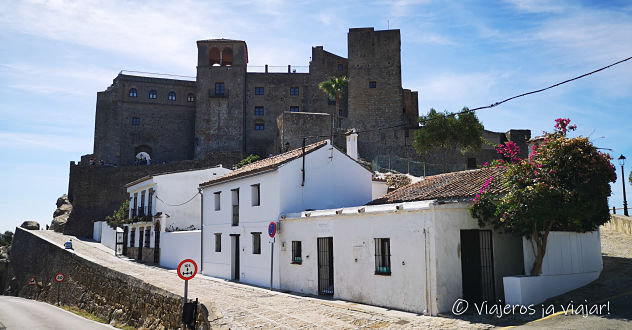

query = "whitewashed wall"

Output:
[[280, 202, 523, 315], [278, 145, 373, 214], [93, 221, 103, 242], [371, 181, 389, 200], [522, 231, 602, 276], [160, 230, 201, 269], [202, 170, 282, 288], [99, 221, 121, 250], [201, 142, 373, 289]]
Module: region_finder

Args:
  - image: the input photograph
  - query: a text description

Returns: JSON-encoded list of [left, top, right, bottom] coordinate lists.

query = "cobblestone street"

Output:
[[32, 230, 492, 329]]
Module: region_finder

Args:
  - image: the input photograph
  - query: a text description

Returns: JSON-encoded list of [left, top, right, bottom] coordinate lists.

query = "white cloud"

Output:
[[0, 131, 91, 153], [505, 0, 567, 13]]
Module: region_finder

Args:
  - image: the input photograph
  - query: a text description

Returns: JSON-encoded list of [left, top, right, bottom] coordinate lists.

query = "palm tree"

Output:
[[318, 76, 348, 118]]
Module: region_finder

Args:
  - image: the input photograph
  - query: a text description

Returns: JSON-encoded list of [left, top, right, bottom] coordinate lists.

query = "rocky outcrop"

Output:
[[51, 194, 72, 233], [20, 221, 40, 230]]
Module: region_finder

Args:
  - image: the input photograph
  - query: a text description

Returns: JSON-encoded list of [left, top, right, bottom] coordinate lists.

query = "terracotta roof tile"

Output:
[[200, 140, 329, 187], [368, 167, 507, 205]]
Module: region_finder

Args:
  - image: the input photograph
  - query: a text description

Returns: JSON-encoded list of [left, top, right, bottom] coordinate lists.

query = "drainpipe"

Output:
[[199, 188, 204, 273]]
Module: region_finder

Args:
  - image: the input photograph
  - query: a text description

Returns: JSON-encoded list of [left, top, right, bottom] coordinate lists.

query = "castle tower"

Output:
[[194, 39, 248, 160], [346, 28, 409, 160]]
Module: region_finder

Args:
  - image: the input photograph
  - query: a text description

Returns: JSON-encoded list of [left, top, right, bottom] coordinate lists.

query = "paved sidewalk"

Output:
[[33, 230, 492, 329]]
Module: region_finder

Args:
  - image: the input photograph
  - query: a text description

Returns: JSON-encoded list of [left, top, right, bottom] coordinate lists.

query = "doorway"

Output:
[[460, 230, 495, 303], [153, 221, 160, 264], [231, 234, 240, 281], [138, 227, 144, 260], [317, 237, 334, 295], [122, 227, 128, 256]]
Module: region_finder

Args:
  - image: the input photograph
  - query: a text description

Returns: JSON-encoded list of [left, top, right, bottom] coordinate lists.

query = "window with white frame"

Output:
[[251, 184, 260, 206]]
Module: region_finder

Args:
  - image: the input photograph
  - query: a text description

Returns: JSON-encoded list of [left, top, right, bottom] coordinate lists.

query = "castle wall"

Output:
[[276, 112, 332, 154], [93, 75, 196, 166], [66, 154, 241, 237]]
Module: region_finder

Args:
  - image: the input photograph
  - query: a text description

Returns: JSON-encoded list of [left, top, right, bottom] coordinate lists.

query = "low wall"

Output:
[[603, 214, 632, 235], [505, 230, 602, 305], [6, 228, 212, 329], [160, 231, 201, 269]]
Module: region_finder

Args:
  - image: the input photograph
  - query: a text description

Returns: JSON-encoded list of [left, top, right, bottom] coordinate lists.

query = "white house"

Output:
[[200, 140, 373, 288], [123, 165, 231, 267], [278, 166, 603, 315]]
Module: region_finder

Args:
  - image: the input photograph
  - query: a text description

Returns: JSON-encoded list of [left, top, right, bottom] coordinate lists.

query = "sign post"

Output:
[[177, 259, 197, 329], [268, 221, 277, 291], [54, 273, 66, 306]]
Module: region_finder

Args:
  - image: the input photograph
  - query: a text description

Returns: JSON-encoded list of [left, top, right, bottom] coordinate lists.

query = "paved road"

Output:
[[0, 296, 115, 329], [30, 230, 492, 329]]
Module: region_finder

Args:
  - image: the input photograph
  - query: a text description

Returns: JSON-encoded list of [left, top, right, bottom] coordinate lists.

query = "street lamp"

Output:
[[619, 155, 628, 216]]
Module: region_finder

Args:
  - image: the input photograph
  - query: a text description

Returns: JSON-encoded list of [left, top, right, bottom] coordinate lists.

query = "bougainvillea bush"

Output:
[[470, 119, 616, 275]]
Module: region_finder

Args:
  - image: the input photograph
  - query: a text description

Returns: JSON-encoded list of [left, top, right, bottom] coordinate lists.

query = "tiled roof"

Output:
[[368, 167, 508, 205], [200, 140, 329, 187]]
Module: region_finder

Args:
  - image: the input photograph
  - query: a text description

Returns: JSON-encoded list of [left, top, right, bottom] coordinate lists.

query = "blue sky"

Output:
[[1, 0, 631, 233]]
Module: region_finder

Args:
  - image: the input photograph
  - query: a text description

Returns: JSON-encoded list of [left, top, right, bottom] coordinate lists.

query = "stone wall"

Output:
[[6, 228, 215, 329], [94, 74, 197, 166], [276, 112, 332, 153], [66, 155, 241, 237], [604, 214, 632, 234]]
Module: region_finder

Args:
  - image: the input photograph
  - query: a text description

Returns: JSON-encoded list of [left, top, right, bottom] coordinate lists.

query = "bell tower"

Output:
[[194, 39, 248, 160]]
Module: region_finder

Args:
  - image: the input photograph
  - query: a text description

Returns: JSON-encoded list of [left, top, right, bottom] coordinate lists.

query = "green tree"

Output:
[[413, 108, 484, 171], [0, 230, 13, 246], [105, 200, 130, 229], [234, 154, 261, 169], [470, 119, 616, 275], [319, 76, 348, 119]]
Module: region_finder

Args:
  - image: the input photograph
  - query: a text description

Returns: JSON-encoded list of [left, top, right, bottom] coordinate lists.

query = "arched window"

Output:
[[222, 47, 233, 66], [254, 120, 265, 131], [149, 90, 157, 99], [209, 47, 221, 66], [187, 93, 195, 102], [129, 88, 137, 97], [168, 91, 176, 101]]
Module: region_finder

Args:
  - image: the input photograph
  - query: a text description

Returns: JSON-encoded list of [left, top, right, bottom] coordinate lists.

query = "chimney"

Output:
[[345, 129, 358, 160]]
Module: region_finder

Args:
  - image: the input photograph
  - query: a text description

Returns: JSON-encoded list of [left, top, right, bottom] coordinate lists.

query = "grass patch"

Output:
[[58, 304, 136, 329], [59, 304, 106, 323]]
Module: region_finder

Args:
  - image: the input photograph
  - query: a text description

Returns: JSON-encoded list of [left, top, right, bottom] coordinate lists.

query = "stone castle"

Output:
[[66, 27, 529, 236]]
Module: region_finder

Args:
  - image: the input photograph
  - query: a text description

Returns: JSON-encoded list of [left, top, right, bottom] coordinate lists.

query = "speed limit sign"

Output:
[[55, 273, 66, 283]]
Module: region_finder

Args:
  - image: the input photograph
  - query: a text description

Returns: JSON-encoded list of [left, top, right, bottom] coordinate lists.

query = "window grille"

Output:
[[369, 81, 377, 88], [290, 87, 299, 96], [252, 232, 261, 254], [374, 238, 391, 275], [168, 91, 176, 101], [255, 87, 264, 95], [289, 106, 299, 112], [129, 88, 137, 97], [149, 90, 157, 99], [255, 106, 264, 116], [292, 241, 302, 264]]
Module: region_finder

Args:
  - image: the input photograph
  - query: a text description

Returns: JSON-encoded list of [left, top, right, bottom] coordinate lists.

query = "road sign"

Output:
[[268, 221, 277, 238], [55, 273, 66, 283], [27, 276, 37, 286], [177, 259, 197, 281]]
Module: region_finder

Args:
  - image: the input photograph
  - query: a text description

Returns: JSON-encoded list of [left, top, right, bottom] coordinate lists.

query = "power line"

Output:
[[155, 192, 200, 207], [298, 55, 632, 140]]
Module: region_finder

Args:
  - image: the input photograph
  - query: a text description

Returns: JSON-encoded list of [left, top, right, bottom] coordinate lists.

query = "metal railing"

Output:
[[248, 65, 309, 73]]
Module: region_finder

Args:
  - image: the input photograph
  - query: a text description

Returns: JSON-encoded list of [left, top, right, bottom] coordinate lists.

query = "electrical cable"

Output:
[[155, 192, 200, 207]]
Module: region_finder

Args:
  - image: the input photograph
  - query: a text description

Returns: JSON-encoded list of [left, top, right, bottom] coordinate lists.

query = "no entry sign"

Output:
[[177, 259, 197, 281], [55, 273, 66, 283], [268, 221, 277, 238]]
